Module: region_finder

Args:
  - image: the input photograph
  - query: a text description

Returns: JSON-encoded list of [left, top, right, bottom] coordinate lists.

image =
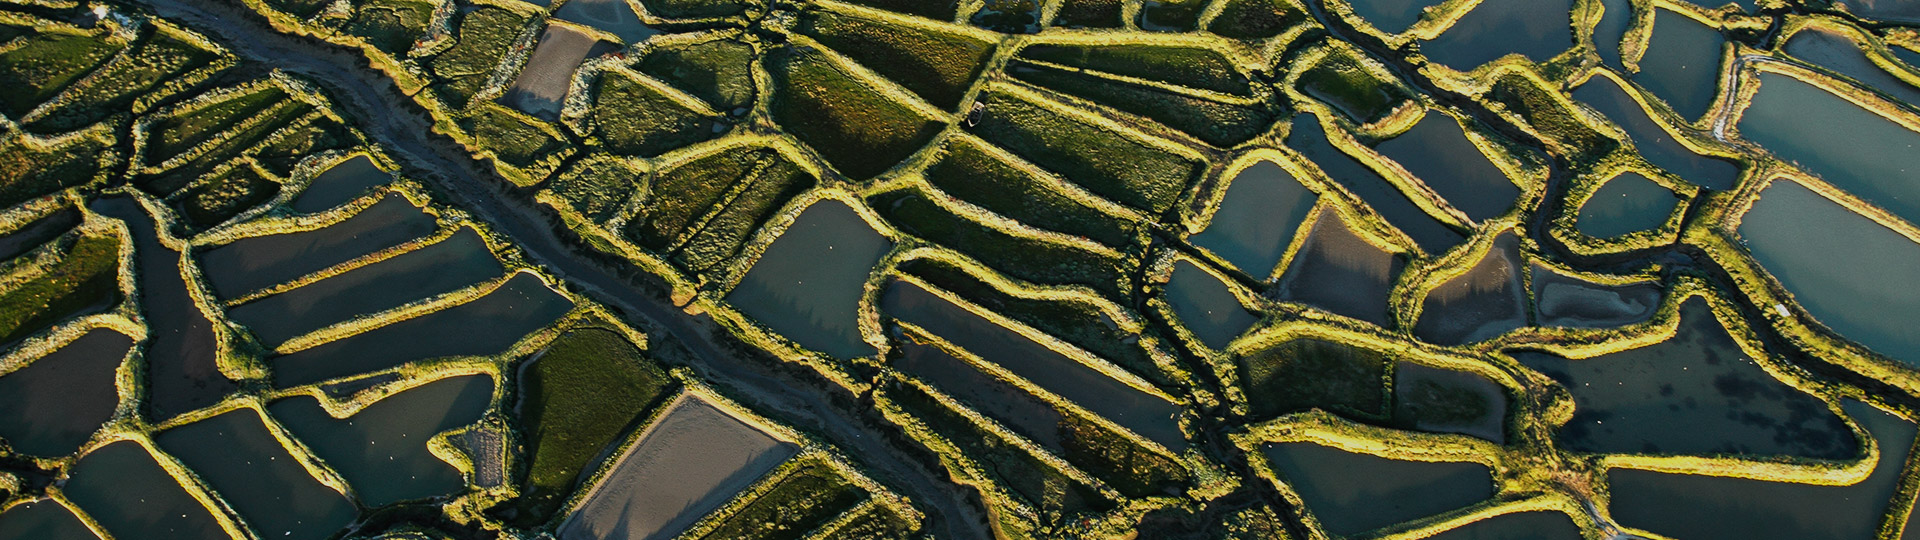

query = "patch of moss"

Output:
[[1485, 73, 1615, 161], [267, 0, 334, 19], [428, 7, 529, 109], [1052, 0, 1124, 29], [798, 10, 996, 109], [1019, 43, 1252, 96], [460, 103, 566, 166], [836, 0, 959, 21], [696, 464, 866, 540], [178, 164, 280, 229], [513, 326, 674, 520], [251, 118, 355, 176], [0, 132, 110, 209], [347, 0, 436, 54], [766, 47, 942, 180], [967, 90, 1198, 214], [923, 136, 1136, 247], [1208, 0, 1306, 40], [26, 26, 224, 134], [0, 233, 120, 345], [1010, 61, 1277, 147], [635, 38, 755, 111], [820, 505, 917, 539], [668, 155, 813, 273], [142, 90, 314, 195], [590, 70, 718, 157], [1238, 338, 1388, 420], [144, 86, 289, 163], [1138, 0, 1205, 31], [1058, 413, 1190, 498], [1296, 50, 1409, 125], [895, 257, 1169, 388], [0, 30, 119, 119], [870, 187, 1129, 298], [548, 154, 641, 222]]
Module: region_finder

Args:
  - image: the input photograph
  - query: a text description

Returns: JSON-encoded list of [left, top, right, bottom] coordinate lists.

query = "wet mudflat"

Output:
[[1413, 232, 1526, 345], [558, 392, 797, 540], [1274, 206, 1403, 326], [1530, 264, 1661, 328], [1738, 178, 1920, 368]]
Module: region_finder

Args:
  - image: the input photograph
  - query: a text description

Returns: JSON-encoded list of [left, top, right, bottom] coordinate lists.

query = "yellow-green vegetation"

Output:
[[896, 256, 1169, 387], [1482, 70, 1616, 162], [766, 46, 943, 180], [0, 130, 113, 209], [797, 9, 996, 109], [695, 463, 865, 540], [920, 135, 1136, 247], [514, 325, 674, 521], [347, 0, 437, 53], [623, 144, 814, 273], [0, 27, 118, 118], [1207, 0, 1306, 40], [547, 154, 643, 222], [1237, 338, 1387, 420], [250, 118, 356, 175], [24, 24, 228, 134], [460, 102, 568, 167], [1018, 43, 1253, 97], [1008, 60, 1276, 146], [880, 379, 1115, 520], [0, 232, 119, 344], [428, 7, 530, 108], [142, 85, 293, 163], [634, 38, 756, 111], [1294, 48, 1411, 126], [589, 69, 720, 157], [1058, 412, 1190, 498], [968, 89, 1199, 213], [180, 163, 280, 228], [870, 187, 1131, 298]]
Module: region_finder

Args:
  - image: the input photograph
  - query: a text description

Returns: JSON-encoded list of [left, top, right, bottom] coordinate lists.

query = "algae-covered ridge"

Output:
[[8, 0, 1920, 538]]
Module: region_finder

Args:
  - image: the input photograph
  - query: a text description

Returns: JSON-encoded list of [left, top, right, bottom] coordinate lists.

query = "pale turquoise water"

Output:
[[1419, 0, 1574, 70], [1373, 112, 1520, 222], [1739, 72, 1920, 225], [1635, 8, 1725, 121], [1163, 260, 1257, 350], [1191, 160, 1317, 277], [1573, 75, 1739, 190], [1738, 178, 1920, 367], [726, 199, 894, 360], [1783, 26, 1920, 108], [1576, 171, 1678, 239]]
